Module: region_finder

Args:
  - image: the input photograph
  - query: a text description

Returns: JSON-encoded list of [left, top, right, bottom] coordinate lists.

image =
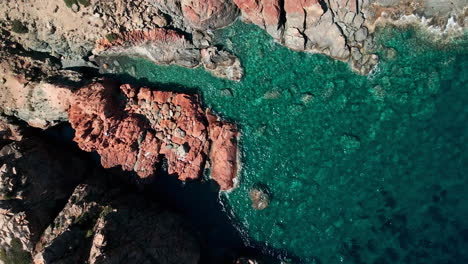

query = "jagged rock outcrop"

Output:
[[0, 115, 25, 142], [201, 47, 244, 81], [95, 29, 201, 69], [0, 139, 88, 263], [69, 81, 239, 190], [33, 180, 200, 264], [233, 0, 376, 74], [2, 0, 464, 76], [0, 135, 201, 264], [0, 70, 73, 129], [233, 0, 466, 74], [94, 29, 243, 81], [363, 0, 467, 31], [206, 111, 239, 191], [0, 0, 167, 66], [0, 0, 243, 80], [0, 40, 83, 129], [181, 0, 240, 29]]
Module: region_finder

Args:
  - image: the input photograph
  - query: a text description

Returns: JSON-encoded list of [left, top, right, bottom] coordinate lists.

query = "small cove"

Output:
[[101, 21, 468, 263]]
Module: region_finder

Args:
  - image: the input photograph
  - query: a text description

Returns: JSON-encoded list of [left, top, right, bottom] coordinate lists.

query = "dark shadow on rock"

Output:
[[41, 122, 306, 263], [139, 157, 306, 264], [105, 72, 201, 95]]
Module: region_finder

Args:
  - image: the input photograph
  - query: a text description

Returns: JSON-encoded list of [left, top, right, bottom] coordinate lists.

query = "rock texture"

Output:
[[0, 33, 240, 191], [0, 116, 25, 142], [249, 185, 271, 210], [364, 0, 467, 31], [233, 0, 375, 73], [0, 139, 88, 262], [0, 0, 168, 66], [95, 29, 201, 69], [1, 0, 464, 76], [69, 81, 239, 190], [0, 37, 83, 129], [233, 0, 467, 74], [181, 0, 240, 29], [33, 180, 200, 264], [206, 111, 239, 191], [0, 0, 242, 80], [94, 29, 243, 81], [0, 70, 73, 129], [0, 136, 201, 264]]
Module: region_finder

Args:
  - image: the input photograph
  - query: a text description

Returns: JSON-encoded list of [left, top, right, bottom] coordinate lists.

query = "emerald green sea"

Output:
[[108, 21, 468, 263]]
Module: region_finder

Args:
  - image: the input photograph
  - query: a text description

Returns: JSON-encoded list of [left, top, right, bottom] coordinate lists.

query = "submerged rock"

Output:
[[235, 257, 260, 264], [201, 47, 244, 81], [69, 81, 239, 190], [249, 184, 271, 210]]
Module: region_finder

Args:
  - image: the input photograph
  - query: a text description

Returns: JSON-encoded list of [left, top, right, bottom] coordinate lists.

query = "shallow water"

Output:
[[108, 21, 468, 263]]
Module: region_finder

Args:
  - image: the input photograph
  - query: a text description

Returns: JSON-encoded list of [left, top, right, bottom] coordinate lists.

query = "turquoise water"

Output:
[[109, 21, 468, 263]]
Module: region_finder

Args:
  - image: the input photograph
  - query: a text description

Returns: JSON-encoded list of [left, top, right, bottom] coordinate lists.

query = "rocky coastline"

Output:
[[0, 0, 465, 76], [0, 0, 466, 263]]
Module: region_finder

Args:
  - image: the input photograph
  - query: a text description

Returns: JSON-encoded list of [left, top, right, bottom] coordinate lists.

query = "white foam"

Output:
[[395, 14, 464, 35]]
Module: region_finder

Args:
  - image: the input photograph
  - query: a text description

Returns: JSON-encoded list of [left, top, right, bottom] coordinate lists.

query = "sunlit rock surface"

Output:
[[69, 81, 239, 190]]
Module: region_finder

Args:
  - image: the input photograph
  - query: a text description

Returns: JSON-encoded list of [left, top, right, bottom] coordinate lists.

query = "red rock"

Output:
[[206, 110, 239, 191], [181, 0, 239, 29], [69, 82, 149, 175], [69, 81, 239, 190], [233, 0, 281, 26]]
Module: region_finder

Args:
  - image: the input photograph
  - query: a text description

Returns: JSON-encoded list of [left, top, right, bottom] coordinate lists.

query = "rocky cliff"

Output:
[[0, 137, 201, 264], [0, 1, 466, 263], [233, 0, 466, 74], [1, 0, 464, 76], [69, 81, 239, 190], [0, 35, 240, 191]]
